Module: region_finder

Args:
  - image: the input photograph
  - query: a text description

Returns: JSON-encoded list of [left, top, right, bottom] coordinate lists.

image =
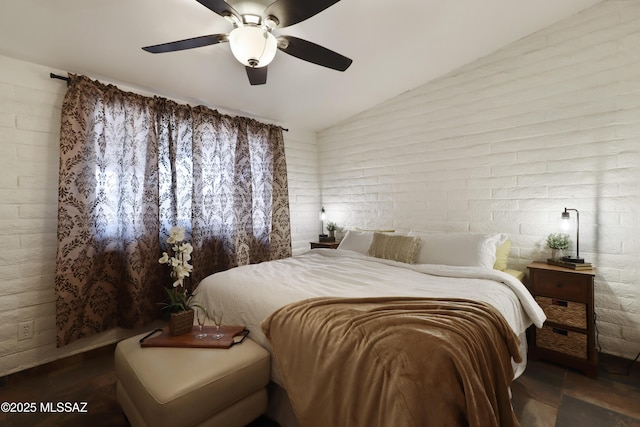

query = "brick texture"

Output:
[[317, 0, 640, 359]]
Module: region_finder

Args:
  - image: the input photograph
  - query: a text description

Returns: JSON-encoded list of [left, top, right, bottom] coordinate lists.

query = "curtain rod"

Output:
[[50, 73, 70, 85], [48, 72, 288, 132]]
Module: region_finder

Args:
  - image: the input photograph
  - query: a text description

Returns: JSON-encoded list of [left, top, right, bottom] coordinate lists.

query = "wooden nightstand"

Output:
[[526, 262, 597, 377], [310, 241, 340, 249]]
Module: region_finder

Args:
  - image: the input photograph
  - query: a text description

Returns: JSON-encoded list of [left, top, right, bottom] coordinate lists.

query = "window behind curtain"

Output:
[[55, 75, 291, 347]]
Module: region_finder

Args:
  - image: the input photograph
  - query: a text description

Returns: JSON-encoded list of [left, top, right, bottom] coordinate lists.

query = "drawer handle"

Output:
[[552, 299, 568, 307], [555, 282, 563, 288], [552, 328, 568, 336]]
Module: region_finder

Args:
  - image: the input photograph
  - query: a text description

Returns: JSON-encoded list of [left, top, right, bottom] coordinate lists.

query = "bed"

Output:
[[193, 231, 546, 427]]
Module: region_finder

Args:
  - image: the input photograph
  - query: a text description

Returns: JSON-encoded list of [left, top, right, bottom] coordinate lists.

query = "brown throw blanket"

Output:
[[262, 297, 522, 427]]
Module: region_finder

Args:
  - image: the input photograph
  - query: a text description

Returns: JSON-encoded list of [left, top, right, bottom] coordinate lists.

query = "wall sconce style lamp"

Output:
[[561, 207, 585, 263]]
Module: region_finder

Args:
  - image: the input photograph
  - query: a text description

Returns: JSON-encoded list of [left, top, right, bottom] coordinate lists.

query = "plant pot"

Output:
[[551, 249, 564, 261], [168, 309, 194, 336]]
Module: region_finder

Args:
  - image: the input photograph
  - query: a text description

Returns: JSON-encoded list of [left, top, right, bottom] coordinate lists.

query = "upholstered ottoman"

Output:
[[114, 333, 270, 427]]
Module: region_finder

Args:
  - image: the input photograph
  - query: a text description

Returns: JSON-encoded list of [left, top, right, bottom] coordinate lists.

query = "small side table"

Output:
[[310, 241, 340, 249], [526, 262, 597, 377]]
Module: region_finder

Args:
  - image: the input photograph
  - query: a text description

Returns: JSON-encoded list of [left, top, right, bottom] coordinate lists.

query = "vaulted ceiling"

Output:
[[0, 0, 602, 131]]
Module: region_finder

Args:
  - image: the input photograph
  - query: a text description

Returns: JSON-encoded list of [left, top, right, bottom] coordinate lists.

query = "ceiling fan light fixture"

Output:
[[264, 15, 279, 30], [141, 0, 353, 84], [223, 13, 240, 26], [229, 25, 277, 68], [242, 14, 261, 25]]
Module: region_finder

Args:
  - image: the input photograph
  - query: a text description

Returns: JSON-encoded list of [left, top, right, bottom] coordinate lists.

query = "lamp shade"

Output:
[[229, 26, 277, 68], [561, 211, 571, 231]]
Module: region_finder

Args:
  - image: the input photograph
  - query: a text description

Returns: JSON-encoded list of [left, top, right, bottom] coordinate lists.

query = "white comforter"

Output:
[[194, 249, 546, 382]]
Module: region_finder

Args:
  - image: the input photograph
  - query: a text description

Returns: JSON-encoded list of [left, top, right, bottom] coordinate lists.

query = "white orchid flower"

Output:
[[160, 226, 194, 305], [167, 226, 185, 244], [174, 264, 191, 279]]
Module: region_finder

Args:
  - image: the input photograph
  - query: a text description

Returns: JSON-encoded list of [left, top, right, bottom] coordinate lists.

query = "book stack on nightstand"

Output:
[[526, 262, 597, 377], [546, 258, 593, 270]]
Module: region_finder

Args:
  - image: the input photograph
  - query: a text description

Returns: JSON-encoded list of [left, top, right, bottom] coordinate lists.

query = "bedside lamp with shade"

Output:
[[561, 207, 585, 264]]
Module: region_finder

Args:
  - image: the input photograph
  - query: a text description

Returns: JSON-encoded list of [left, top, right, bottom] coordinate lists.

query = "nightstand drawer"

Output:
[[532, 270, 589, 302], [537, 325, 587, 359], [535, 296, 586, 329]]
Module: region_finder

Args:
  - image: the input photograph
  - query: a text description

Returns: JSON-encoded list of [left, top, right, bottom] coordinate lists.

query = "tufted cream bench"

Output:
[[114, 333, 270, 427]]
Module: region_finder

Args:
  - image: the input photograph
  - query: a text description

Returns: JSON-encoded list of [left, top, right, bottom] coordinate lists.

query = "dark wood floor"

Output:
[[512, 355, 640, 426], [0, 344, 638, 427]]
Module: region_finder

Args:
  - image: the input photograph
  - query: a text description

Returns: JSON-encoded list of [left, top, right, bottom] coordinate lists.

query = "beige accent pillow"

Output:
[[367, 233, 421, 264]]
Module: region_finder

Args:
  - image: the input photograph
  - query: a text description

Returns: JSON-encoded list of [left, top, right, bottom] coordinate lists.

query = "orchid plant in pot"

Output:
[[159, 226, 196, 335]]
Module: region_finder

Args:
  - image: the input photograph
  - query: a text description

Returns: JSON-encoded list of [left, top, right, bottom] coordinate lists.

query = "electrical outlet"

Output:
[[17, 320, 34, 341]]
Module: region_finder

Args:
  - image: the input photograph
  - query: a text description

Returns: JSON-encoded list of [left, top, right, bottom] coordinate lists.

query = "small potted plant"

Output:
[[546, 233, 570, 260], [326, 221, 338, 241]]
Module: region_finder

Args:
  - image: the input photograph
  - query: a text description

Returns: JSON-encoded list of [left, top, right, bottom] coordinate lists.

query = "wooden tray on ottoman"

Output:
[[139, 325, 249, 349]]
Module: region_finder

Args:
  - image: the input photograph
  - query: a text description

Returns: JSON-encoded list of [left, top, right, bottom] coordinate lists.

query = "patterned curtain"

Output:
[[55, 75, 291, 347]]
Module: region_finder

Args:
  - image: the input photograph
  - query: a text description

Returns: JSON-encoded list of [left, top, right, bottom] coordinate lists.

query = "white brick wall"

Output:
[[284, 128, 321, 254], [0, 54, 318, 376], [317, 0, 640, 359]]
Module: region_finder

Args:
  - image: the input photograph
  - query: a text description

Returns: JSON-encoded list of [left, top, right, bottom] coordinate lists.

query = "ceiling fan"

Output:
[[142, 0, 353, 85]]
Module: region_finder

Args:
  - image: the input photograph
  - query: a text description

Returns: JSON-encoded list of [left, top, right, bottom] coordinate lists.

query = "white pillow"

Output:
[[407, 231, 508, 268], [337, 230, 374, 254]]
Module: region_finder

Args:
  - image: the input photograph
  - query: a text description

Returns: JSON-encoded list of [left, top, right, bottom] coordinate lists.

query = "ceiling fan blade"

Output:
[[264, 0, 341, 27], [245, 66, 268, 85], [142, 34, 227, 53], [195, 0, 240, 20], [277, 36, 352, 71]]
